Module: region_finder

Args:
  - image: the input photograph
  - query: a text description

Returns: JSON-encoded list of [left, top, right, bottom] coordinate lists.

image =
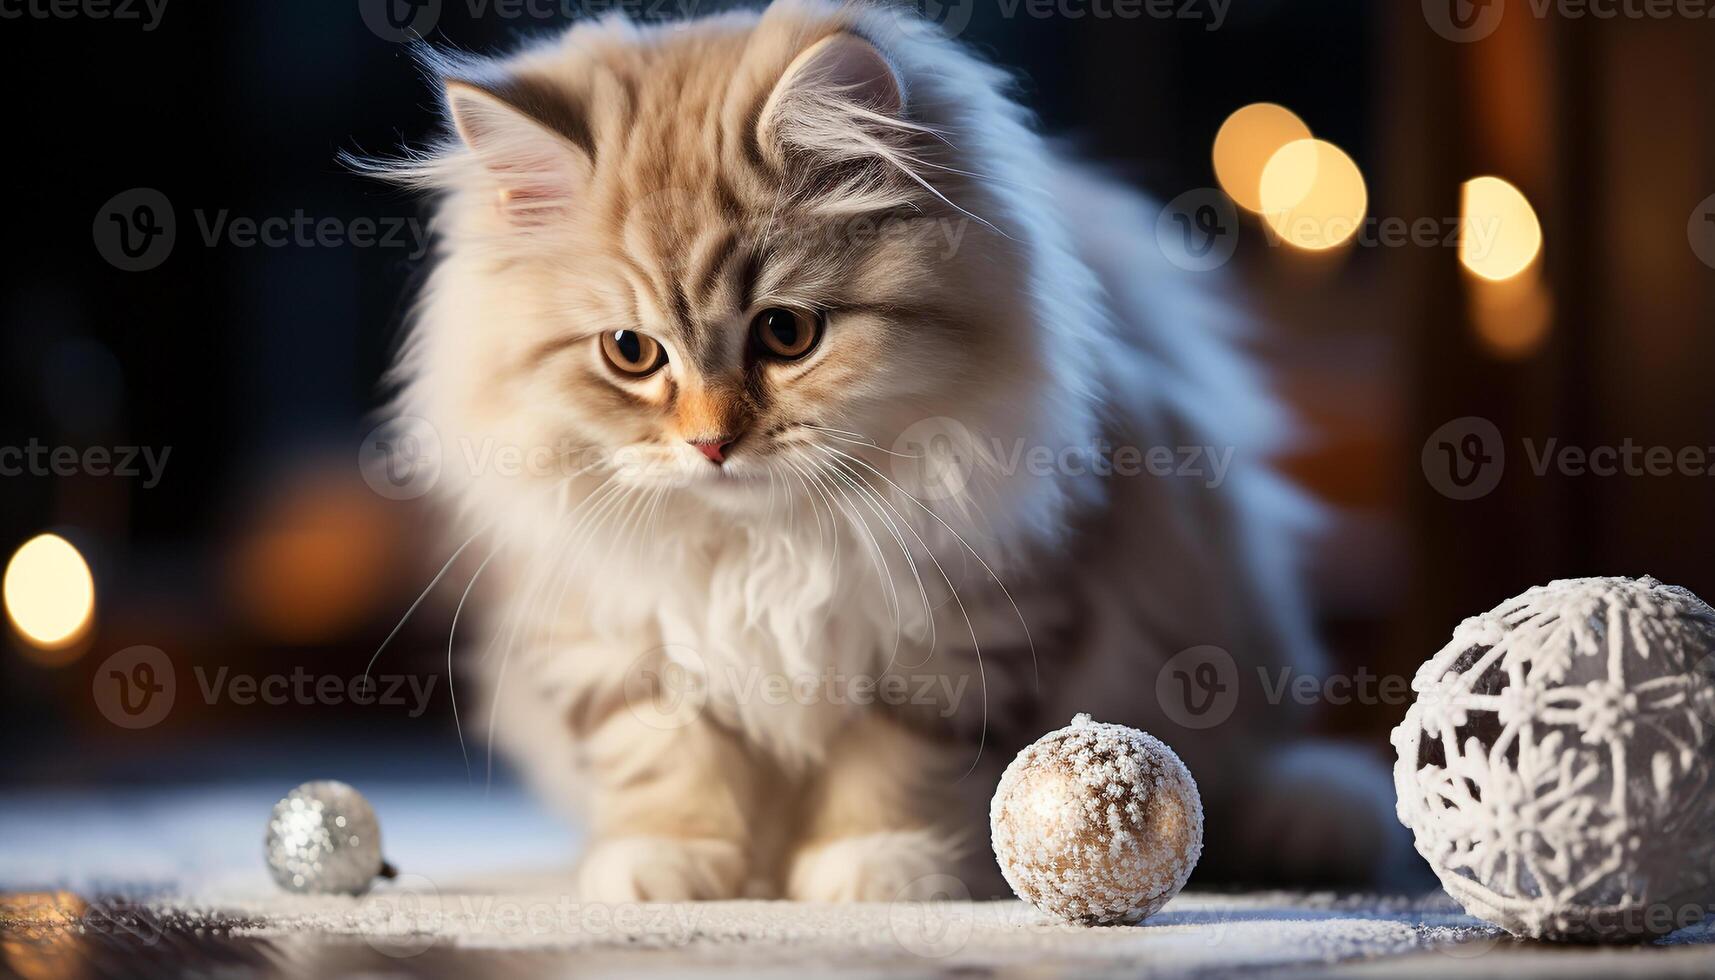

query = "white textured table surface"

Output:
[[2, 783, 1711, 978]]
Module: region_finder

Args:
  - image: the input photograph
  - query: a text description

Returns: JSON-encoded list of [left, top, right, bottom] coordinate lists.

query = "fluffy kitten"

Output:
[[371, 0, 1404, 900]]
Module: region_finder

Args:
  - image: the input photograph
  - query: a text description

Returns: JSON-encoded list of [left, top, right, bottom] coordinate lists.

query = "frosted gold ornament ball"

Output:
[[990, 714, 1203, 925]]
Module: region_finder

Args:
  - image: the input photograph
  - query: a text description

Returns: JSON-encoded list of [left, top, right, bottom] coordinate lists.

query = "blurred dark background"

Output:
[[2, 0, 1713, 788]]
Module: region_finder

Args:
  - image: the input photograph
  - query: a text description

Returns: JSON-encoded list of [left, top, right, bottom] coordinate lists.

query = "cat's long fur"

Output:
[[371, 0, 1404, 900]]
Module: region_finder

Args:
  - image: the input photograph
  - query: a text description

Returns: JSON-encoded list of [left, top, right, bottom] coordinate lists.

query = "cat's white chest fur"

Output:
[[492, 509, 929, 770], [659, 518, 933, 759]]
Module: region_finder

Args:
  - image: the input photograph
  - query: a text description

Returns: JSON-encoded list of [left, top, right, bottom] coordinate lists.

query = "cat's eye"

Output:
[[750, 307, 822, 361], [600, 330, 666, 376]]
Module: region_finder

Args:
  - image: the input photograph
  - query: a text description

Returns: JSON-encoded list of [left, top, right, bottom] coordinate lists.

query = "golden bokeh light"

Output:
[[1213, 103, 1313, 213], [228, 469, 399, 645], [1259, 139, 1369, 251], [1470, 268, 1554, 359], [4, 533, 96, 652], [1460, 175, 1543, 281]]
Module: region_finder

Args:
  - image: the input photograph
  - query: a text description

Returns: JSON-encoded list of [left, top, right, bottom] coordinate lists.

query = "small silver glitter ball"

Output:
[[265, 780, 389, 895]]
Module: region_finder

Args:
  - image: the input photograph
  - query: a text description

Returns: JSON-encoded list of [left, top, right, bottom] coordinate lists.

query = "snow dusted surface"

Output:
[[32, 887, 1715, 978], [3, 780, 1712, 977], [0, 779, 576, 895]]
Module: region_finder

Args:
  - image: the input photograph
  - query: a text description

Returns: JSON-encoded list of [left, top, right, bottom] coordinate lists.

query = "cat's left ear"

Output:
[[444, 78, 594, 223], [756, 32, 905, 155]]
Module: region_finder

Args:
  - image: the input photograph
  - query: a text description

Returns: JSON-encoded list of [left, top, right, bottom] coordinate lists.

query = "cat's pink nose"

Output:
[[689, 437, 734, 464]]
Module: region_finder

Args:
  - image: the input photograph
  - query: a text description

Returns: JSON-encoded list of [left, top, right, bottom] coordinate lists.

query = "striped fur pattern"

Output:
[[369, 0, 1405, 900]]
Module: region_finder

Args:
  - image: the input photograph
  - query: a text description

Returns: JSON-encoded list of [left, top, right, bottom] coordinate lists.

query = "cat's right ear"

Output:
[[444, 78, 593, 223]]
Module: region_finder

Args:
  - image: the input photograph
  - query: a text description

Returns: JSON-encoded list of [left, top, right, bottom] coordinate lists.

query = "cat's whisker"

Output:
[[785, 459, 829, 552], [779, 459, 814, 539], [804, 452, 936, 670], [643, 480, 674, 542], [828, 462, 915, 671], [783, 456, 848, 635], [618, 482, 666, 567], [482, 471, 630, 792], [364, 523, 492, 692], [497, 474, 623, 666], [801, 423, 868, 439], [447, 542, 502, 785], [792, 448, 931, 671], [800, 424, 923, 458], [570, 481, 646, 619], [786, 452, 904, 667], [817, 443, 1039, 695], [792, 459, 864, 641], [485, 473, 623, 792], [817, 452, 989, 776]]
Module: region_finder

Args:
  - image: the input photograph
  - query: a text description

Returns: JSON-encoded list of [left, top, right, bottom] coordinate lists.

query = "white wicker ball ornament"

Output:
[[1392, 576, 1715, 940], [991, 714, 1203, 925]]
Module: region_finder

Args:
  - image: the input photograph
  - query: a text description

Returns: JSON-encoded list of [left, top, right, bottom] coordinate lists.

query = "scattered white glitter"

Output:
[[991, 714, 1204, 925]]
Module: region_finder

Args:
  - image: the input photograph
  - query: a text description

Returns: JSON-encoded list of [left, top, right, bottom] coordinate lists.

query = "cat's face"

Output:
[[511, 175, 965, 502], [418, 21, 1021, 513]]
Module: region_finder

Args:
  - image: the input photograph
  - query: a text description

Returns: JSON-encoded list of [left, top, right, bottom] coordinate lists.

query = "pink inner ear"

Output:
[[445, 81, 588, 222], [805, 34, 904, 116], [771, 33, 905, 121]]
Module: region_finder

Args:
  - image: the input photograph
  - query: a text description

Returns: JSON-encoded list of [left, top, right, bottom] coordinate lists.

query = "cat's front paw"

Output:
[[786, 830, 962, 903], [1225, 742, 1416, 886], [576, 836, 747, 902]]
